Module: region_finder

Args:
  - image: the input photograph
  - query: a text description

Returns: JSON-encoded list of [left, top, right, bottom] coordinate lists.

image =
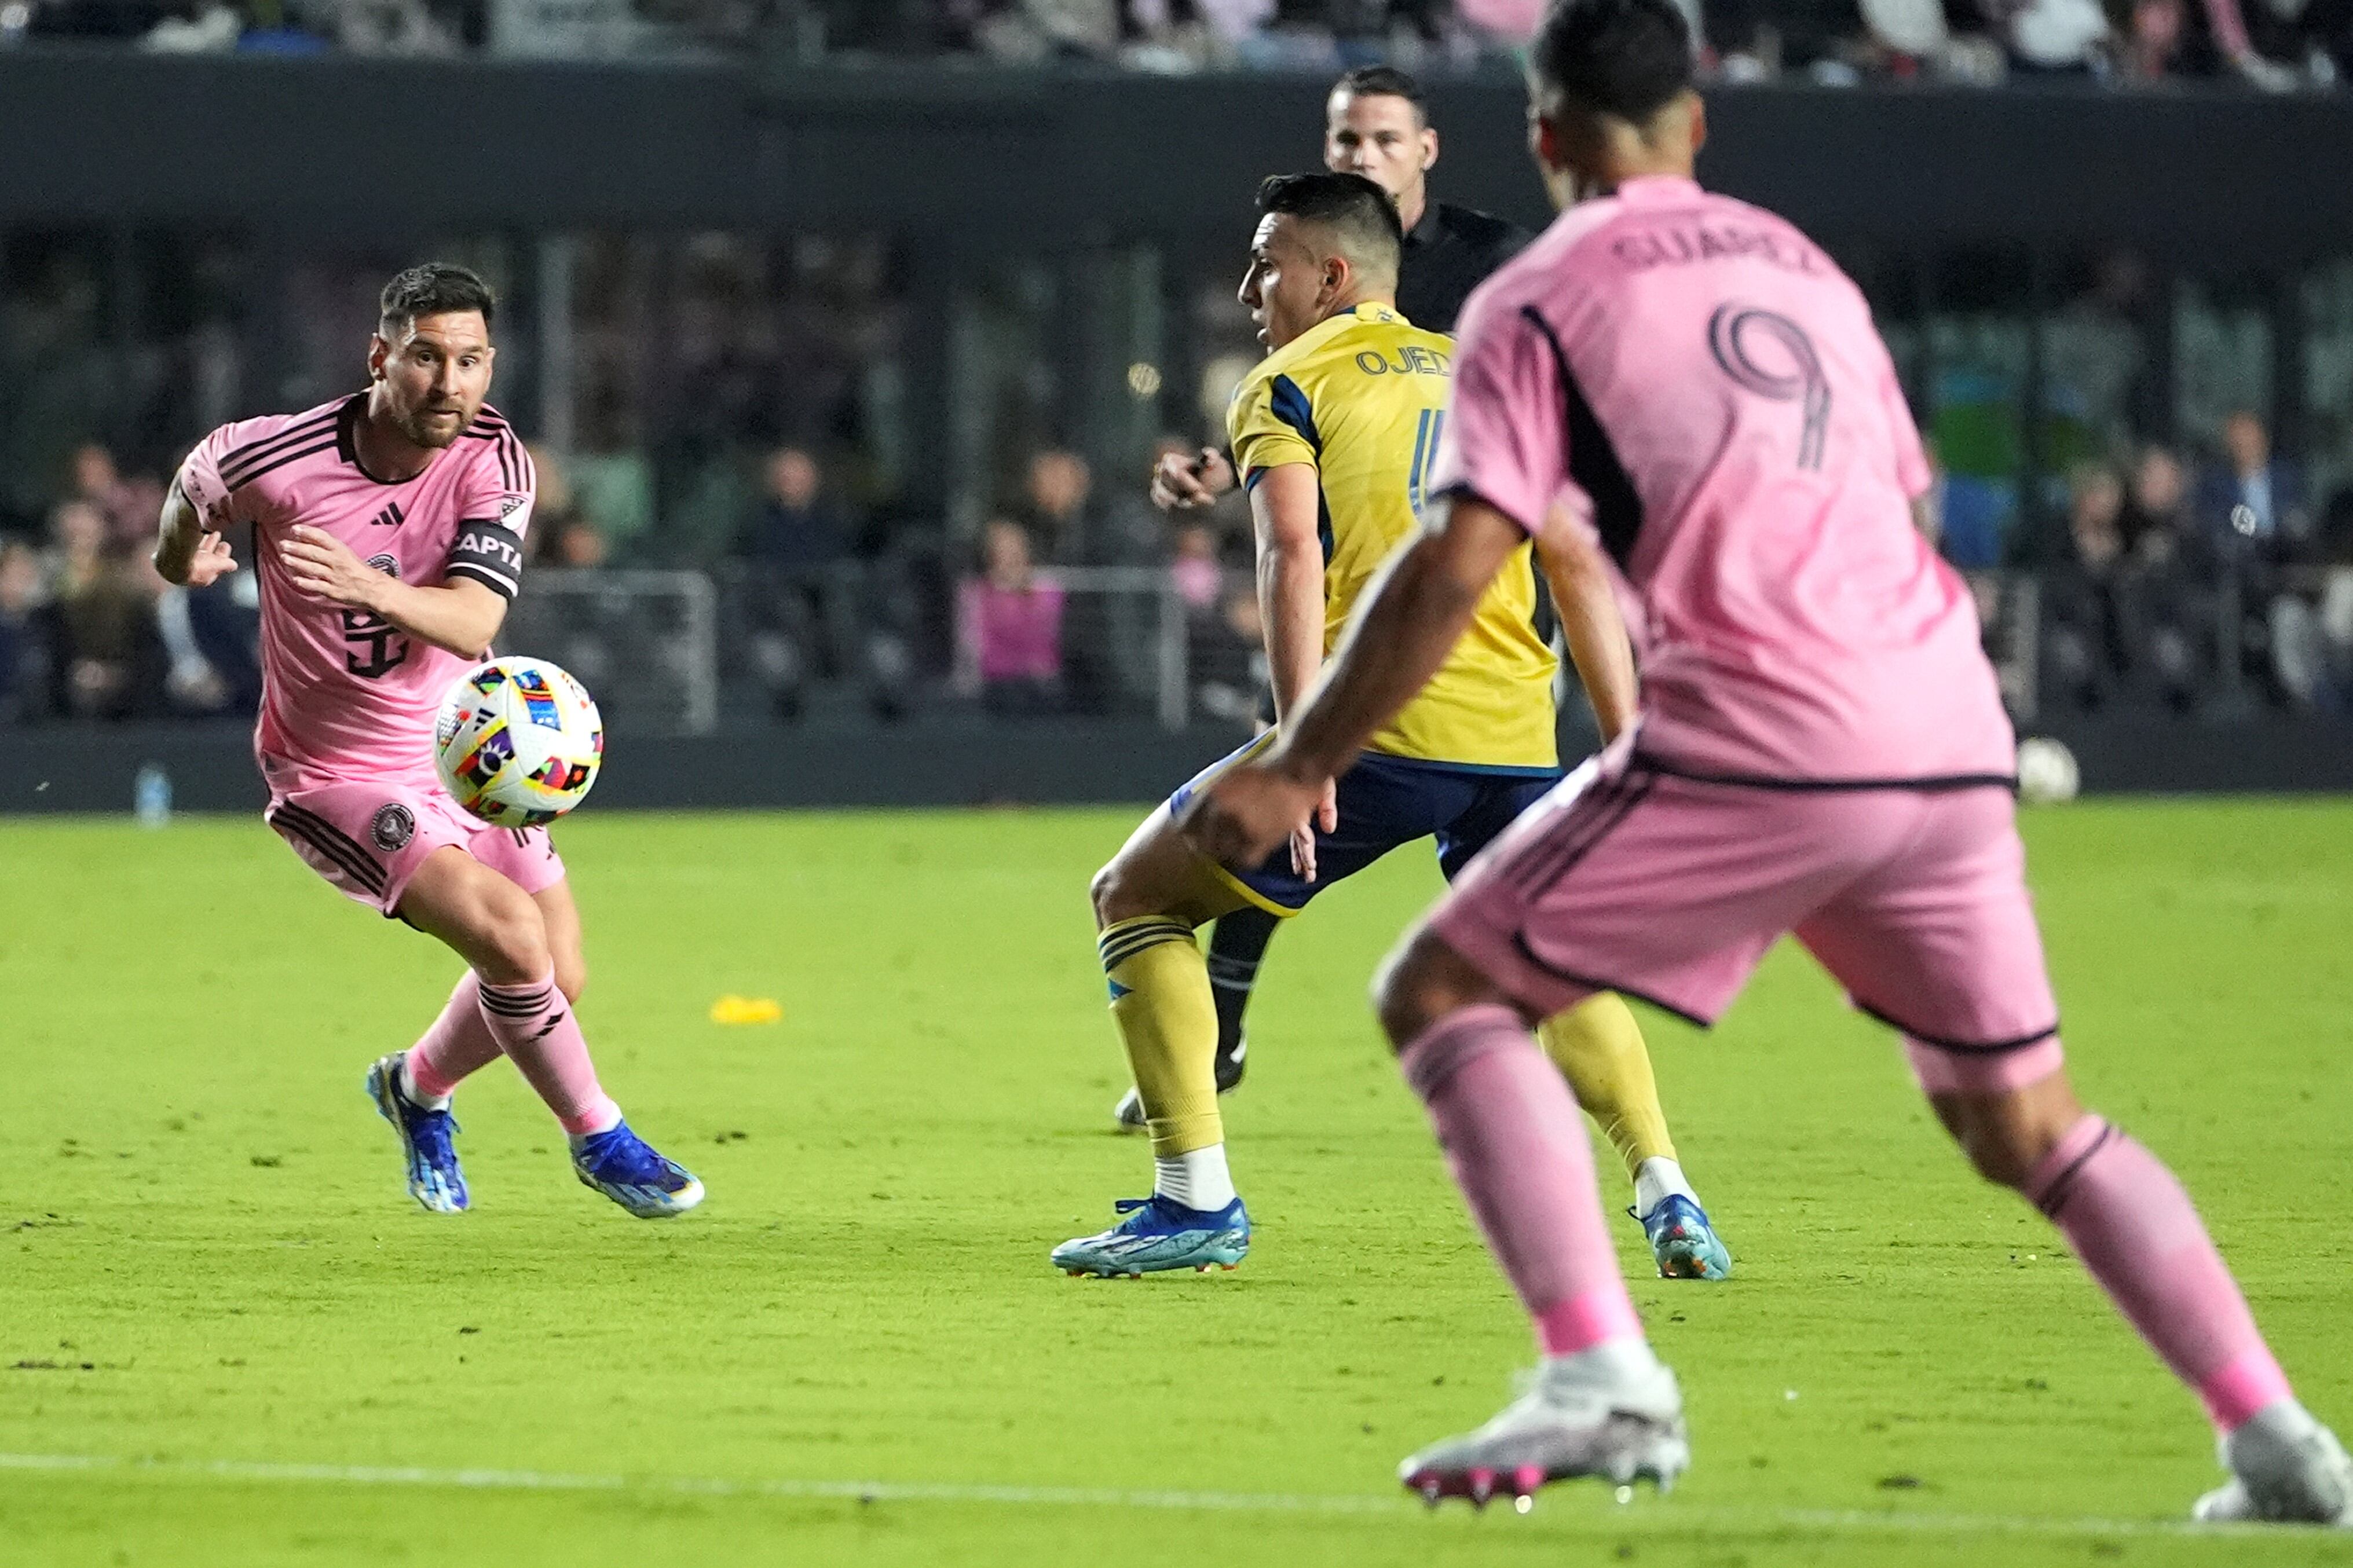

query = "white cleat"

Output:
[[1112, 1086, 1148, 1132], [1399, 1348, 1688, 1509], [2194, 1408, 2353, 1526]]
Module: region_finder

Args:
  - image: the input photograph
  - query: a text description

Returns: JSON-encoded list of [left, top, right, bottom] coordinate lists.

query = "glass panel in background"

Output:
[[1926, 249, 2032, 570], [2172, 273, 2273, 472], [2303, 258, 2353, 524]]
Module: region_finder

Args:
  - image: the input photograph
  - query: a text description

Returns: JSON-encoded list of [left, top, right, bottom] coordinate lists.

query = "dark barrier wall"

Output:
[[6, 717, 2351, 816], [3, 54, 2353, 266]]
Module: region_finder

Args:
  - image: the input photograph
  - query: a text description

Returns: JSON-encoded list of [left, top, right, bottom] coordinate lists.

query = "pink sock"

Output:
[[1400, 1004, 1644, 1358], [403, 974, 504, 1102], [476, 970, 621, 1137], [2028, 1116, 2293, 1432]]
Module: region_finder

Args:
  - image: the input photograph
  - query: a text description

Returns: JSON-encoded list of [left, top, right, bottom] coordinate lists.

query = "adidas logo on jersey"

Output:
[[370, 502, 405, 528]]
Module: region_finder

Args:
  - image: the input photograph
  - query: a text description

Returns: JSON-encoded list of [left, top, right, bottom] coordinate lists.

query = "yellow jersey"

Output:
[[1226, 302, 1558, 773]]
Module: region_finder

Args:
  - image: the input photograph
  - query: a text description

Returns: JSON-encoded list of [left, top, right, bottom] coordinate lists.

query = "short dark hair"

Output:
[[378, 262, 496, 338], [1532, 0, 1693, 124], [1257, 171, 1405, 278], [1330, 65, 1428, 124]]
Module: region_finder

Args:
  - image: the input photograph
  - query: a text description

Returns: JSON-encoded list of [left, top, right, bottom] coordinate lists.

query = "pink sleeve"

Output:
[[445, 432, 537, 599], [1429, 290, 1568, 536], [174, 424, 243, 529]]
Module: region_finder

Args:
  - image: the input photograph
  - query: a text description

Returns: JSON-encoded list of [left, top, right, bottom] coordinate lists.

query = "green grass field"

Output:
[[2, 799, 2350, 1567]]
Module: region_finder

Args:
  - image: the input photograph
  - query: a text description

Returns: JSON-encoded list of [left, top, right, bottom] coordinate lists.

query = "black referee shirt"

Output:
[[1395, 200, 1532, 335]]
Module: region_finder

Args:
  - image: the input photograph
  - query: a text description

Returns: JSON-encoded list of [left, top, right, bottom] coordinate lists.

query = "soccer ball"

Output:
[[2015, 736, 2080, 805], [435, 657, 604, 827]]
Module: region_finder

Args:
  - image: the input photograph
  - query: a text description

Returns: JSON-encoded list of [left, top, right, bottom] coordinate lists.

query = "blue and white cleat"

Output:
[[364, 1051, 468, 1214], [1640, 1194, 1732, 1280], [571, 1122, 705, 1218], [1052, 1194, 1250, 1277]]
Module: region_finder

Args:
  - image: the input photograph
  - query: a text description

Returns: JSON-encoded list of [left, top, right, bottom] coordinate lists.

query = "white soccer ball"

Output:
[[435, 657, 604, 827], [2015, 736, 2080, 806]]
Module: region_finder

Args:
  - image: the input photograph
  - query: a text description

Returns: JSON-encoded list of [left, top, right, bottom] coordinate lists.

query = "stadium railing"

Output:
[[502, 567, 720, 737]]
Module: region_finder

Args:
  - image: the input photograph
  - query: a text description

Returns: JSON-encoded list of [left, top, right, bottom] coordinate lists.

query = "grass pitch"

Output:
[[1, 798, 2349, 1567]]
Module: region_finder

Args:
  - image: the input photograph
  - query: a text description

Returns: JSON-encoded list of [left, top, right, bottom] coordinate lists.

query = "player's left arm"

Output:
[[277, 528, 509, 657], [1184, 496, 1524, 868]]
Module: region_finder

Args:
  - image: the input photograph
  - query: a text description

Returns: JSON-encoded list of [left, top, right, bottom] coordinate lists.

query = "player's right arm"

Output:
[[1534, 523, 1637, 743], [152, 479, 240, 588], [1249, 461, 1339, 877], [1150, 446, 1236, 511]]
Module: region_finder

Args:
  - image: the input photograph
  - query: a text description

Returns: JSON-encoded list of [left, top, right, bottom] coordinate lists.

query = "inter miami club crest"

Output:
[[370, 803, 416, 853]]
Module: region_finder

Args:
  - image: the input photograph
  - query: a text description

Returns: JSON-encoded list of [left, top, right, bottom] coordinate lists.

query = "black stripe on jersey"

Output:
[[270, 804, 388, 896], [1630, 753, 2022, 794], [1518, 305, 1646, 571], [227, 439, 341, 493], [219, 415, 338, 490]]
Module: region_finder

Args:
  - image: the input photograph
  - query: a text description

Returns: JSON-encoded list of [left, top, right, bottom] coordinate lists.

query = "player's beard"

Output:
[[398, 401, 471, 449]]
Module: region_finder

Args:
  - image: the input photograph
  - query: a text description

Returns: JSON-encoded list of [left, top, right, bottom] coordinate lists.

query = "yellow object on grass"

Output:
[[708, 995, 782, 1025]]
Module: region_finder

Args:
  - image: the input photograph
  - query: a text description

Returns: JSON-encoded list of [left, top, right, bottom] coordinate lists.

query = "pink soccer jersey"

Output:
[[1431, 175, 2014, 785], [177, 393, 535, 780]]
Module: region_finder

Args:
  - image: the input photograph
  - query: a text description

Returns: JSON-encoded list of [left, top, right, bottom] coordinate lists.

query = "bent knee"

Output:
[[1931, 1081, 2084, 1192], [1373, 926, 1505, 1052], [1090, 859, 1156, 928], [472, 888, 552, 983], [554, 958, 588, 1005]]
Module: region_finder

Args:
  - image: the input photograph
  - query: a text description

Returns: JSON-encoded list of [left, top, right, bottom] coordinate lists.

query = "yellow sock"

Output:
[[1538, 992, 1677, 1182], [1099, 916, 1222, 1159]]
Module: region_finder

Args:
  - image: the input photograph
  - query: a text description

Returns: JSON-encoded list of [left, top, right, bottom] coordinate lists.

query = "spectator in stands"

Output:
[[2197, 410, 2327, 704], [68, 441, 163, 551], [42, 500, 158, 720], [2120, 442, 2191, 555], [0, 540, 47, 724], [737, 446, 857, 720], [745, 445, 853, 566], [955, 518, 1065, 716], [2045, 463, 2135, 710], [525, 442, 605, 567], [1021, 447, 1106, 566]]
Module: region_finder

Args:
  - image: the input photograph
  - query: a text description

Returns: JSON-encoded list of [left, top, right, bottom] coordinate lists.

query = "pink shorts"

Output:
[[260, 751, 565, 918], [1433, 738, 2063, 1097]]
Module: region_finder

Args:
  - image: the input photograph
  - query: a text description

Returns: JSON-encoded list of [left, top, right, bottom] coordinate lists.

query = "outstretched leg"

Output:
[[1374, 925, 1688, 1505], [392, 848, 701, 1219], [1933, 1069, 2348, 1523], [1053, 806, 1256, 1277], [1536, 997, 1728, 1280]]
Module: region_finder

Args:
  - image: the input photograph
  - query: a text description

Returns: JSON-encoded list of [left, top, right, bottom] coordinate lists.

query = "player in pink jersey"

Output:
[[153, 263, 703, 1221], [1183, 0, 2347, 1525]]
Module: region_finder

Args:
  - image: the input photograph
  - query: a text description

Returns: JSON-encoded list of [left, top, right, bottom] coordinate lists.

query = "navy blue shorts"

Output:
[[1169, 736, 1561, 915]]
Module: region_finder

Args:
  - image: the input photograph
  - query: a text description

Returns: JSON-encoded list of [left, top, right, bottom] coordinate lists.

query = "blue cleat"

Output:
[[1640, 1194, 1732, 1280], [364, 1052, 468, 1214], [571, 1122, 705, 1218], [1051, 1194, 1250, 1277]]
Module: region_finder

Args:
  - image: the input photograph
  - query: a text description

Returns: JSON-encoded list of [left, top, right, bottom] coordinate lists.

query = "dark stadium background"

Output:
[[5, 0, 2353, 809]]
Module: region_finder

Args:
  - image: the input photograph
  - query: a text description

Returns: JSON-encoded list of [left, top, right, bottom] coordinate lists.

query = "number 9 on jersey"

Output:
[[434, 656, 605, 828]]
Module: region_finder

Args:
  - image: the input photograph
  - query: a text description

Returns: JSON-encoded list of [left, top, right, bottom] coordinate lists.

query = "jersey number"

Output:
[[1708, 304, 1829, 471], [1406, 407, 1447, 522]]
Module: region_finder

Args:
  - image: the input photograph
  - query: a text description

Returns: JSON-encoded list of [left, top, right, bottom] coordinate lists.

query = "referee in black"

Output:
[[1119, 66, 1532, 1129]]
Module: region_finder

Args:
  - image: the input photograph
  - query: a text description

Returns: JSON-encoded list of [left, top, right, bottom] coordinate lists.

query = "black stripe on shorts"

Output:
[[270, 804, 387, 897]]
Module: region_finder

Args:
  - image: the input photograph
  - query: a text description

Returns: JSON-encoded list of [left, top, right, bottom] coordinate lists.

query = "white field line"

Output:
[[0, 1452, 2317, 1541]]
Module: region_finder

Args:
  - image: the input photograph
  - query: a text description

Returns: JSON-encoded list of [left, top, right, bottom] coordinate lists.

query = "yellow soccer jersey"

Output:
[[1226, 302, 1558, 772]]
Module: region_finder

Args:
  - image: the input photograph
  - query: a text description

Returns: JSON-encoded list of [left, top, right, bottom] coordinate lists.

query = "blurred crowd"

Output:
[[2015, 412, 2353, 716], [10, 409, 2353, 732], [7, 0, 2350, 90]]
